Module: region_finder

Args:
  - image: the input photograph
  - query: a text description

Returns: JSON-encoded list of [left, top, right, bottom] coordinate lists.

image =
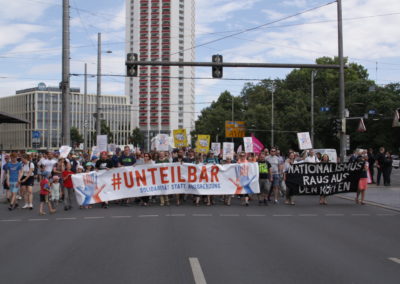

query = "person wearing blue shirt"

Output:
[[5, 153, 23, 210]]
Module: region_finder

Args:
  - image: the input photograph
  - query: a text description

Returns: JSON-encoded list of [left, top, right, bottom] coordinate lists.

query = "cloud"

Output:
[[0, 24, 51, 50], [0, 0, 57, 23]]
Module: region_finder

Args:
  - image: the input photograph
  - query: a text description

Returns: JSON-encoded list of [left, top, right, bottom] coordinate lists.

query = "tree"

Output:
[[193, 56, 400, 154], [91, 120, 113, 145], [70, 127, 83, 148], [129, 127, 145, 148]]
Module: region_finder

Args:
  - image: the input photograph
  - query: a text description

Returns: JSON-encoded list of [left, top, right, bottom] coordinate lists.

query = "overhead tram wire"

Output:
[[171, 0, 337, 56]]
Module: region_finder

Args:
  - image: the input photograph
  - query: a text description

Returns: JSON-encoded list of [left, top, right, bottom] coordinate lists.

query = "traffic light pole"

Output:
[[337, 0, 346, 162]]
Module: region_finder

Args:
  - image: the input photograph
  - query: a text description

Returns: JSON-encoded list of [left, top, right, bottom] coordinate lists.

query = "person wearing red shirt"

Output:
[[39, 173, 56, 215], [62, 162, 75, 211]]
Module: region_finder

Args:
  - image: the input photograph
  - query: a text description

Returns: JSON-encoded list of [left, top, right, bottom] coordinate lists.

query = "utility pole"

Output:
[[271, 84, 275, 147], [311, 70, 317, 146], [96, 32, 101, 136], [84, 63, 88, 152], [61, 0, 71, 146], [337, 0, 346, 162]]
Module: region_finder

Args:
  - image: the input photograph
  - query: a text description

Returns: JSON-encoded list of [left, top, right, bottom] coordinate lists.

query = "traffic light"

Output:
[[212, 54, 223, 78], [332, 118, 342, 137], [126, 53, 138, 77]]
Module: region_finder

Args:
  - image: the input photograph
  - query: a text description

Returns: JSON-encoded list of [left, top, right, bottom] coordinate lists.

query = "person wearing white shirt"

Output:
[[38, 152, 58, 178], [304, 150, 320, 163]]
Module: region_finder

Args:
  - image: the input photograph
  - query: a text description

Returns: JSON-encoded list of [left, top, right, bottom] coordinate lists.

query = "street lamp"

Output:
[[311, 70, 318, 146]]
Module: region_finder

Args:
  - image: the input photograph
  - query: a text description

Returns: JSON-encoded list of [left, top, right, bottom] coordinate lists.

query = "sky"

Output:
[[1, 0, 400, 116]]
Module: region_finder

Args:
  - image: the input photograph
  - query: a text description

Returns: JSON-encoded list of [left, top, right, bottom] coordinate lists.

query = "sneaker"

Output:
[[64, 206, 69, 211], [274, 200, 279, 204], [22, 204, 29, 209], [17, 195, 22, 200]]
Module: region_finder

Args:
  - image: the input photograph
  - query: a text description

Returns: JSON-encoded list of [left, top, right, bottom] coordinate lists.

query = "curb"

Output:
[[336, 195, 400, 213]]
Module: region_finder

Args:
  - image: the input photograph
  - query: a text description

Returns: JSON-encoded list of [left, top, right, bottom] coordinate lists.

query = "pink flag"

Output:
[[251, 133, 264, 154]]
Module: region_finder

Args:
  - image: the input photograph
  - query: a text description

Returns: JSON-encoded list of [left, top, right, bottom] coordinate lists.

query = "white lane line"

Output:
[[138, 214, 159, 218], [325, 214, 345, 216], [111, 216, 132, 218], [189, 257, 207, 284], [273, 214, 293, 217], [220, 214, 240, 217], [0, 219, 21, 222], [29, 219, 49, 221], [56, 217, 77, 220], [166, 214, 186, 217], [351, 213, 370, 216], [388, 257, 400, 264], [193, 214, 212, 217], [246, 214, 266, 217], [376, 214, 397, 216], [299, 214, 318, 217], [84, 216, 105, 220]]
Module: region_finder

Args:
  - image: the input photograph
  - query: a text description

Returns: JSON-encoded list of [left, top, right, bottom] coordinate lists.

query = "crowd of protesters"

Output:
[[0, 145, 393, 215]]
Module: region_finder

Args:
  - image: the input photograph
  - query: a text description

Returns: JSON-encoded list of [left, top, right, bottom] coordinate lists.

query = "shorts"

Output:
[[21, 176, 34, 187], [271, 174, 281, 187], [259, 178, 270, 194], [40, 194, 49, 203], [9, 182, 19, 193]]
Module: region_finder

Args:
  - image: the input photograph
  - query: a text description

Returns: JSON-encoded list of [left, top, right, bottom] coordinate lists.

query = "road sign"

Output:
[[32, 131, 41, 148], [225, 121, 246, 138], [32, 131, 40, 139]]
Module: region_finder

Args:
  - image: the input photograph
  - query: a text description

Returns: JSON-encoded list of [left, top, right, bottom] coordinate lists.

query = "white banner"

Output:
[[72, 163, 260, 205]]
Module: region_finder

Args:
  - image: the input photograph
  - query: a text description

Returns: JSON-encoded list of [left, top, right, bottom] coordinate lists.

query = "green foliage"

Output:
[[193, 57, 400, 154], [129, 127, 145, 148], [70, 127, 83, 147]]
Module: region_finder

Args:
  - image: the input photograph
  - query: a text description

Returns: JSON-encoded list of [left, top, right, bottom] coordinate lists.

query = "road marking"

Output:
[[111, 216, 132, 218], [388, 257, 400, 264], [376, 214, 397, 216], [84, 216, 105, 220], [273, 214, 293, 217], [220, 214, 240, 217], [29, 219, 48, 221], [138, 214, 159, 218], [351, 213, 370, 216], [0, 219, 21, 222], [325, 214, 345, 216], [189, 257, 207, 284], [193, 214, 212, 217], [246, 214, 266, 217], [166, 214, 186, 217], [299, 214, 318, 217], [56, 217, 77, 220]]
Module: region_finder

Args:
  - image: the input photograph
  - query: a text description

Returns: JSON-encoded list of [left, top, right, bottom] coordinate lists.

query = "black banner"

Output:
[[285, 162, 364, 196]]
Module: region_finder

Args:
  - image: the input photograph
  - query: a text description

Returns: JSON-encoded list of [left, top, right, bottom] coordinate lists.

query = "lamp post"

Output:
[[270, 83, 275, 147], [311, 70, 317, 146]]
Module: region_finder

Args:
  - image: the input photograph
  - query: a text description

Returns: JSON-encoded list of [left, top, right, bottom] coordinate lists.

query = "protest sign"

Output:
[[59, 146, 72, 158], [195, 135, 210, 153], [155, 134, 170, 151], [223, 142, 235, 160], [173, 129, 188, 148], [243, 137, 253, 153], [97, 135, 108, 152], [91, 146, 100, 159], [211, 143, 221, 155], [297, 132, 313, 150], [72, 162, 260, 205], [285, 162, 364, 196]]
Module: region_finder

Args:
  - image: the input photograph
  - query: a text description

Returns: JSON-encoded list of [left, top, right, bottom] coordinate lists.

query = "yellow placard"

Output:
[[225, 121, 246, 138], [195, 135, 210, 153], [173, 129, 188, 148]]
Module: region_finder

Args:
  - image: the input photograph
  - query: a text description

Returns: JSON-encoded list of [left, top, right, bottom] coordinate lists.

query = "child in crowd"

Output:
[[50, 176, 61, 207], [39, 173, 56, 215]]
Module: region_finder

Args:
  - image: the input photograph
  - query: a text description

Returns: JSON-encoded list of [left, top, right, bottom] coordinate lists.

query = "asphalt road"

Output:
[[1, 195, 399, 284]]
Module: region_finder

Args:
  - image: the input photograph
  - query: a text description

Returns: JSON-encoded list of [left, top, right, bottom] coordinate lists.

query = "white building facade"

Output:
[[0, 85, 130, 150], [125, 0, 195, 145]]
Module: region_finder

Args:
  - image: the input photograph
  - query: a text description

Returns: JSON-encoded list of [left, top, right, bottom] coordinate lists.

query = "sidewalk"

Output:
[[339, 185, 400, 212]]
